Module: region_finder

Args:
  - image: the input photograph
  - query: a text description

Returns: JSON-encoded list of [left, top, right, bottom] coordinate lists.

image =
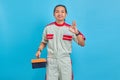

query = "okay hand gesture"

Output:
[[69, 21, 79, 34]]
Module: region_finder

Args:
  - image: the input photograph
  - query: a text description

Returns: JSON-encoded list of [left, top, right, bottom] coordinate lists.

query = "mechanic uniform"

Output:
[[41, 22, 85, 80]]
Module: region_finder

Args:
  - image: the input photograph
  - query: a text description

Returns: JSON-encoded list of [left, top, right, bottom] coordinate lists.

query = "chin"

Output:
[[57, 19, 64, 21]]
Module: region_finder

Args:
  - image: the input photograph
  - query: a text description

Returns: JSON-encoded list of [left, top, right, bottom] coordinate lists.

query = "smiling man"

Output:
[[35, 4, 86, 80]]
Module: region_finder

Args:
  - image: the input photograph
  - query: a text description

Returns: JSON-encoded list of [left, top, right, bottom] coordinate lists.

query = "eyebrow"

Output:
[[55, 10, 65, 11]]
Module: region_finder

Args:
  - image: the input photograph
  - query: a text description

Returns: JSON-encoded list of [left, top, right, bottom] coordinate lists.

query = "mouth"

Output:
[[58, 15, 63, 18], [57, 15, 63, 18]]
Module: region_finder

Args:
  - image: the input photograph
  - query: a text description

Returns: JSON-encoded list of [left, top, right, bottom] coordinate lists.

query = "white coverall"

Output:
[[41, 22, 85, 80]]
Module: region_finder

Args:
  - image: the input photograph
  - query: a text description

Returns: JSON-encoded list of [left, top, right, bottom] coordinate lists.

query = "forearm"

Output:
[[77, 35, 85, 46], [38, 42, 47, 51], [75, 30, 85, 46]]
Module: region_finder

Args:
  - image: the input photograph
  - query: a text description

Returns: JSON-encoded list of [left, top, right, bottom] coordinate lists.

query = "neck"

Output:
[[55, 20, 65, 26], [56, 20, 64, 24]]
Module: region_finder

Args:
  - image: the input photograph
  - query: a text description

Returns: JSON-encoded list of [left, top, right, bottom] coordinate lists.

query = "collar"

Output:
[[54, 22, 65, 27]]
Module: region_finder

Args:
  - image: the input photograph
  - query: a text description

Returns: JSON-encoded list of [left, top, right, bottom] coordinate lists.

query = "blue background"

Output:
[[0, 0, 120, 80]]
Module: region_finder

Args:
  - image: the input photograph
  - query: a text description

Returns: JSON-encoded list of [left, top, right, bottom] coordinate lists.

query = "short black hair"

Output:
[[53, 4, 67, 14]]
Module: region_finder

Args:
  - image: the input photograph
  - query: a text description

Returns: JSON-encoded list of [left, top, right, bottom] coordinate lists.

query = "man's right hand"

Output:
[[36, 51, 41, 58]]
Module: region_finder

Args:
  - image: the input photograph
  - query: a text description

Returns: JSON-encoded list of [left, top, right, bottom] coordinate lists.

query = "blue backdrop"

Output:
[[0, 0, 120, 80]]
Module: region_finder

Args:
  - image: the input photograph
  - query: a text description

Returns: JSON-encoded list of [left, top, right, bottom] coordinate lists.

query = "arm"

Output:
[[69, 21, 85, 47], [76, 31, 85, 46], [36, 27, 48, 58]]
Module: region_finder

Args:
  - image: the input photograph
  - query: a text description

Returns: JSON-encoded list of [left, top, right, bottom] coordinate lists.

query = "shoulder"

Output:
[[46, 22, 55, 27], [43, 22, 55, 30], [64, 22, 71, 27]]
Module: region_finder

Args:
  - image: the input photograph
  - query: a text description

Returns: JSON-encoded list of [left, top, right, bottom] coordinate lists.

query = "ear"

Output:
[[53, 13, 55, 16], [65, 13, 67, 18], [65, 13, 67, 15]]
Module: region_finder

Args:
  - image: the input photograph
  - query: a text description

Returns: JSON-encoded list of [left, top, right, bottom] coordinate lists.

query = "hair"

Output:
[[53, 4, 67, 14]]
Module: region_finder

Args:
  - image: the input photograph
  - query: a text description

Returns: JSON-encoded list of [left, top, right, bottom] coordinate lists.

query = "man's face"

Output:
[[54, 6, 67, 21]]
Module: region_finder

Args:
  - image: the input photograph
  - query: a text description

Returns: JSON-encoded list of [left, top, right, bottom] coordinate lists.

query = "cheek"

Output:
[[63, 14, 67, 17], [54, 13, 57, 18]]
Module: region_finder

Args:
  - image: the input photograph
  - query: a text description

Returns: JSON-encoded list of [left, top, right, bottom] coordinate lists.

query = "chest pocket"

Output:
[[62, 35, 72, 41], [46, 34, 54, 40]]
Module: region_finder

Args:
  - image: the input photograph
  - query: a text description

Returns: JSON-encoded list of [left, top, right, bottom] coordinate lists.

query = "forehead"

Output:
[[55, 6, 65, 11]]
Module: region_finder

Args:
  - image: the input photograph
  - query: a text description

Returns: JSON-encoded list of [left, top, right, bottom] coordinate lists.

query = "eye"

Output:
[[55, 10, 59, 13], [61, 10, 65, 13]]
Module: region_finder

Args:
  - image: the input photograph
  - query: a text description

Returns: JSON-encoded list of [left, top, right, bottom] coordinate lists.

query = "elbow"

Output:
[[80, 43, 85, 47], [77, 36, 86, 47], [78, 41, 85, 47]]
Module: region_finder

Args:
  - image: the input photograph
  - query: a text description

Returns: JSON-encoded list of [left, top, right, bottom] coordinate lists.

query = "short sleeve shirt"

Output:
[[41, 22, 83, 58]]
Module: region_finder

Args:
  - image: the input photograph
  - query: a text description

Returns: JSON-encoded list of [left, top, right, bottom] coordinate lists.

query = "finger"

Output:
[[36, 54, 39, 58], [72, 21, 76, 28], [36, 53, 39, 57]]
